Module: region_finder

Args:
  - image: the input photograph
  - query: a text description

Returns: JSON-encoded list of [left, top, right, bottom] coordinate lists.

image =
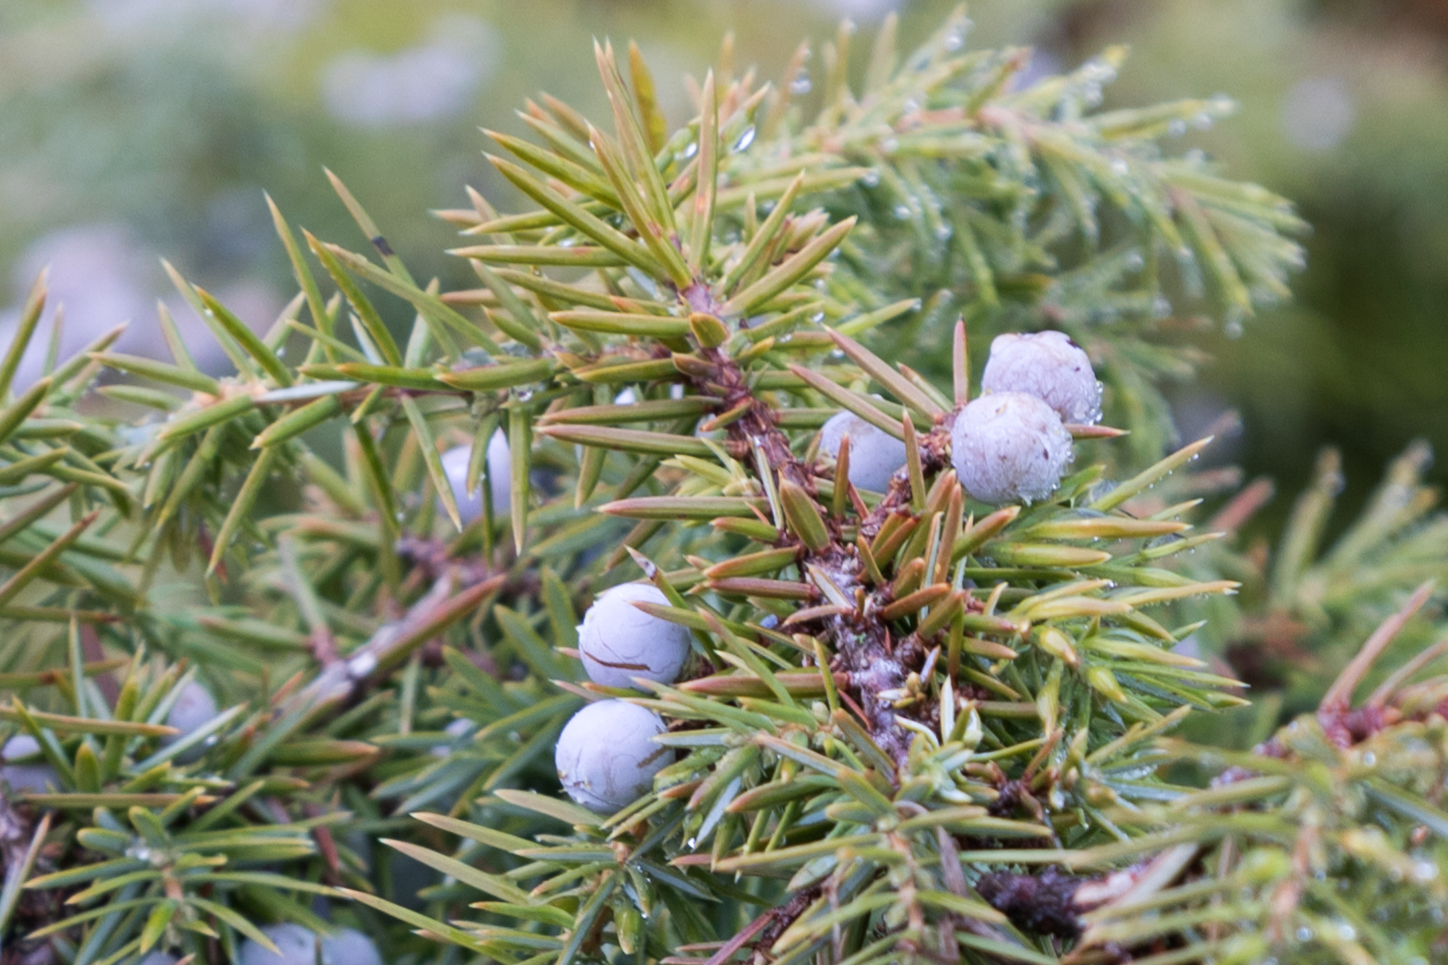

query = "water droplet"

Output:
[[682, 142, 698, 159], [1192, 111, 1214, 130], [860, 170, 881, 188], [1413, 860, 1438, 881], [1224, 317, 1244, 340], [1153, 295, 1172, 319], [1167, 119, 1187, 137], [893, 204, 911, 220], [1109, 157, 1129, 176], [810, 312, 825, 323], [943, 28, 965, 52], [1295, 926, 1313, 942], [903, 99, 921, 114], [1336, 923, 1355, 941], [790, 71, 812, 95], [1124, 251, 1145, 270], [1362, 751, 1376, 766], [934, 224, 953, 241], [733, 126, 757, 152], [881, 137, 899, 154]]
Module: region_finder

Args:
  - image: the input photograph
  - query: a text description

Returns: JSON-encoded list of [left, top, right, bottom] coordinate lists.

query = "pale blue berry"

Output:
[[951, 392, 1073, 504], [981, 331, 1102, 424], [555, 700, 668, 813], [578, 584, 691, 689], [818, 411, 907, 493], [239, 924, 317, 965], [440, 430, 511, 524], [165, 680, 219, 764], [1, 735, 56, 795], [321, 928, 383, 965]]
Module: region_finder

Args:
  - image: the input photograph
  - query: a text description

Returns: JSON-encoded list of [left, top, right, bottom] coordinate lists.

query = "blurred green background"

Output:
[[2, 0, 1445, 519]]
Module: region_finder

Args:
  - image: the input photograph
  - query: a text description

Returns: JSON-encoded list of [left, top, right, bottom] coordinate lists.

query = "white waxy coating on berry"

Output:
[[577, 583, 692, 689], [818, 411, 908, 493], [321, 928, 383, 965], [981, 331, 1102, 424], [555, 700, 668, 813], [239, 924, 317, 965], [951, 392, 1073, 505], [440, 430, 511, 525], [1, 735, 56, 795]]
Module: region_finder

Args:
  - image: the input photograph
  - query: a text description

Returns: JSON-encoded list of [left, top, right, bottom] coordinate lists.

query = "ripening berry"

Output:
[[951, 392, 1073, 504], [555, 700, 668, 813], [164, 680, 218, 764], [440, 430, 511, 525], [818, 411, 908, 493], [1, 735, 56, 795], [578, 583, 692, 689], [981, 331, 1102, 425]]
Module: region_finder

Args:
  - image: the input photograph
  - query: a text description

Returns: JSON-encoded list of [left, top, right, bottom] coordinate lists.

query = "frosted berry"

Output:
[[818, 411, 908, 493], [981, 331, 1102, 424], [578, 583, 692, 689], [164, 680, 219, 764], [555, 700, 668, 813], [951, 392, 1073, 505], [1, 735, 56, 795], [440, 429, 511, 525]]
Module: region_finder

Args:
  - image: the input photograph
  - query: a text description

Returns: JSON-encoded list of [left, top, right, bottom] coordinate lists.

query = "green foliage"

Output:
[[0, 9, 1440, 965]]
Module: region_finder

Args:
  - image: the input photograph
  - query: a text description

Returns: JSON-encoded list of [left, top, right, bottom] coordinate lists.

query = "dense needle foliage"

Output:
[[0, 9, 1445, 965]]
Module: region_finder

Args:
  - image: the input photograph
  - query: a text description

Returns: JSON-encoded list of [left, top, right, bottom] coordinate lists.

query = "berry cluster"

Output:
[[953, 331, 1100, 504], [555, 585, 686, 811], [548, 332, 1101, 815]]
